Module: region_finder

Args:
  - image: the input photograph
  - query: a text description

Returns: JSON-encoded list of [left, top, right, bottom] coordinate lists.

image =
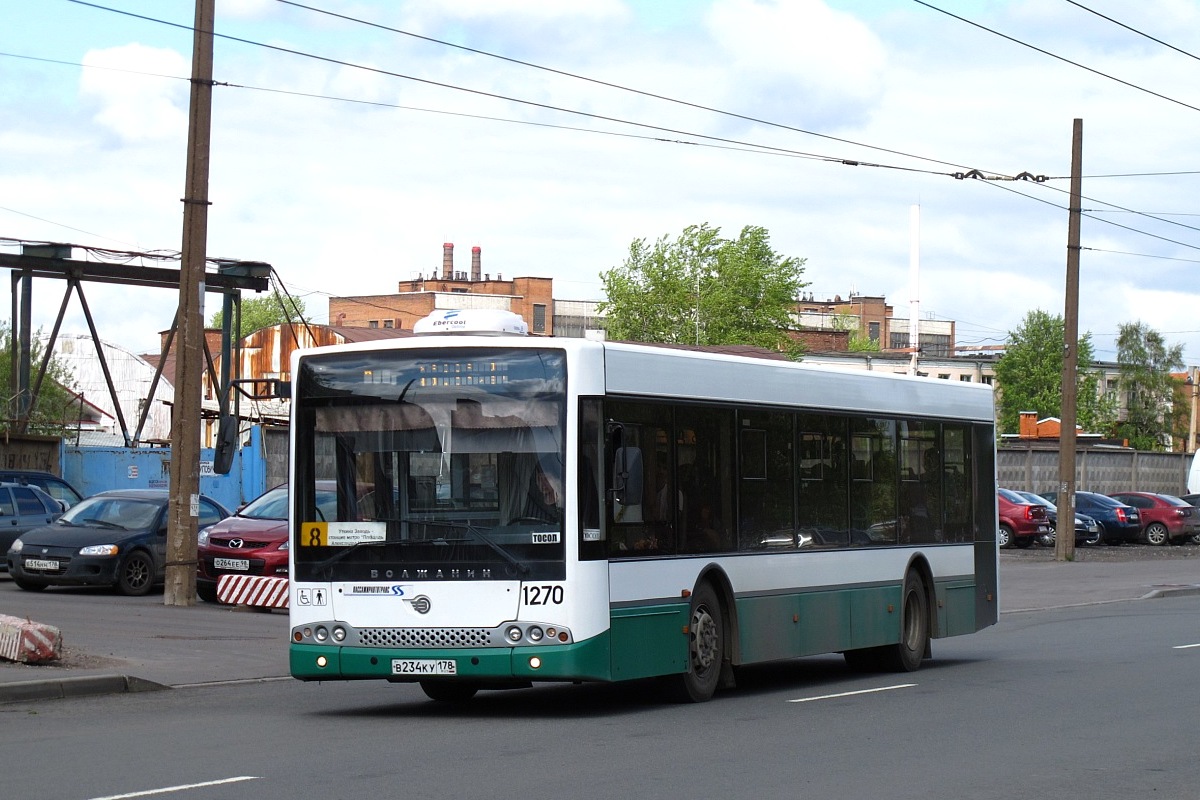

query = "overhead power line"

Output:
[[36, 2, 1200, 261], [912, 0, 1200, 113], [1063, 0, 1200, 63], [273, 0, 979, 173]]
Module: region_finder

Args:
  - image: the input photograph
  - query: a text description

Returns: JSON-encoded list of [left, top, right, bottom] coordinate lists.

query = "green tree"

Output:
[[598, 224, 808, 358], [832, 310, 880, 352], [993, 309, 1113, 435], [0, 322, 79, 436], [209, 291, 306, 339], [1115, 321, 1184, 450]]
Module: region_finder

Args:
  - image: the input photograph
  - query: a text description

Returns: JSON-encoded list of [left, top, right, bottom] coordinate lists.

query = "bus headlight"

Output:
[[506, 626, 523, 642], [527, 626, 544, 642], [315, 626, 329, 642]]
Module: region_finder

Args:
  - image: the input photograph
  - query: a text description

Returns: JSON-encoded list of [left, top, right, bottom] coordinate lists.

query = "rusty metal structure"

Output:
[[2, 242, 269, 447]]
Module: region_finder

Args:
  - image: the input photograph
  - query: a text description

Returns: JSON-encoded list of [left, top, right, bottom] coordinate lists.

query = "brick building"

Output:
[[328, 243, 555, 335]]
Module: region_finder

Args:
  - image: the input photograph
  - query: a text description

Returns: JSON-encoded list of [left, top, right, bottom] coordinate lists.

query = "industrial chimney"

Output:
[[442, 242, 453, 280], [471, 246, 481, 282]]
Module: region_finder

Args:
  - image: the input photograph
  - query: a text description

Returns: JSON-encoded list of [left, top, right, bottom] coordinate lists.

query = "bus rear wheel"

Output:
[[420, 682, 478, 703], [673, 582, 725, 703], [844, 571, 930, 673], [883, 571, 930, 671]]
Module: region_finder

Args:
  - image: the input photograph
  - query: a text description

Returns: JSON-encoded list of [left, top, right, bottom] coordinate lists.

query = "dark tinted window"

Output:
[[1114, 495, 1150, 509], [199, 499, 227, 528], [13, 486, 50, 515], [0, 473, 83, 507]]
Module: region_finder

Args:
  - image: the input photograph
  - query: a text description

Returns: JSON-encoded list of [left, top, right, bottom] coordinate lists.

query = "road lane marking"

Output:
[[788, 683, 916, 703], [1173, 643, 1200, 650], [89, 777, 260, 800]]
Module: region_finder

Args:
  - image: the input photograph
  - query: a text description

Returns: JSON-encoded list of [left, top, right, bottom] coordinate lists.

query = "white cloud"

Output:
[[4, 0, 1200, 363], [404, 0, 629, 23], [705, 0, 886, 125], [220, 0, 279, 19], [80, 45, 189, 143]]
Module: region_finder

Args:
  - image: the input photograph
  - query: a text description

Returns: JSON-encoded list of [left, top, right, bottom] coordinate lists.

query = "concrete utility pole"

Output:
[[1056, 119, 1083, 563], [165, 0, 216, 606]]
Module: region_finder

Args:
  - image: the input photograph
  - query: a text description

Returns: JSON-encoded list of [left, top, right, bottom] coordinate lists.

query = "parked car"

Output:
[[1014, 490, 1102, 546], [197, 484, 315, 603], [0, 482, 66, 569], [0, 470, 84, 509], [1108, 491, 1200, 546], [6, 489, 230, 596], [997, 488, 1051, 548], [1039, 491, 1141, 544], [1179, 494, 1200, 544]]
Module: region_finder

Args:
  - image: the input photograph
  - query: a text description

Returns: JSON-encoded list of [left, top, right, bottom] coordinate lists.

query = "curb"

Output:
[[1143, 584, 1200, 600], [0, 674, 167, 704], [1001, 583, 1200, 614]]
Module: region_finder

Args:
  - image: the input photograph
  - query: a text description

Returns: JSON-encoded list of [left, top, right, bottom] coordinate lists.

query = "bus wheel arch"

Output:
[[886, 561, 933, 671], [904, 555, 937, 648], [675, 568, 736, 702], [844, 560, 933, 673]]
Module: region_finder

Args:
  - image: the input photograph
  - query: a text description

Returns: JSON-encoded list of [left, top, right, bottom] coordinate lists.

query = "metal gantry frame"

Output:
[[2, 247, 269, 446]]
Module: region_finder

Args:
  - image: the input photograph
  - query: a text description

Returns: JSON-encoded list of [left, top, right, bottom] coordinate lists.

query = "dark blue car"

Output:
[[1039, 491, 1141, 544], [7, 489, 229, 596], [1016, 491, 1101, 546]]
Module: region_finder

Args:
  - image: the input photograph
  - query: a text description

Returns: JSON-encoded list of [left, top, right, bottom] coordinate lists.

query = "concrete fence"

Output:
[[998, 446, 1193, 496]]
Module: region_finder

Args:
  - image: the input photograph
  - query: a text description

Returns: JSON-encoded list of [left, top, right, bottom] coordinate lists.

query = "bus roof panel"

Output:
[[601, 342, 994, 422]]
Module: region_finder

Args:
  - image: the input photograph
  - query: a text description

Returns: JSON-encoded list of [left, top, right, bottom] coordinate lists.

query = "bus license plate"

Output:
[[214, 558, 250, 570], [392, 659, 457, 676], [25, 558, 59, 571]]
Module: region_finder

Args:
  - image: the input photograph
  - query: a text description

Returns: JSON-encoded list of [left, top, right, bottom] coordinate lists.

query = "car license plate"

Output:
[[24, 558, 59, 571], [392, 659, 457, 676], [214, 558, 250, 571]]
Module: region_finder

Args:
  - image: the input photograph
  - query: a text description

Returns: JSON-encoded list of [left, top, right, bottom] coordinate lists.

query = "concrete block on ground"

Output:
[[0, 613, 63, 664]]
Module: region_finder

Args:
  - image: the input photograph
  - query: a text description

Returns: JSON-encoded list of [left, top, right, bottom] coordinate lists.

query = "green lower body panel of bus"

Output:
[[291, 633, 615, 683]]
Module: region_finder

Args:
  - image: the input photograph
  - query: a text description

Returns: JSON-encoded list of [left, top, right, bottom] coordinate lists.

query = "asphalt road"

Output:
[[3, 592, 1200, 800]]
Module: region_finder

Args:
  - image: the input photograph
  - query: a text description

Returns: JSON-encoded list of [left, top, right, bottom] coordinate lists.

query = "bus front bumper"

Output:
[[290, 633, 613, 684]]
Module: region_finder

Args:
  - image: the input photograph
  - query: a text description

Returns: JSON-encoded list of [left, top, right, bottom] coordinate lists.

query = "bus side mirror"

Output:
[[612, 446, 643, 507]]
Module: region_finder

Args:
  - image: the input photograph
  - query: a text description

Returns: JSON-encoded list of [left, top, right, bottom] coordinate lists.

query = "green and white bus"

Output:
[[288, 309, 998, 702]]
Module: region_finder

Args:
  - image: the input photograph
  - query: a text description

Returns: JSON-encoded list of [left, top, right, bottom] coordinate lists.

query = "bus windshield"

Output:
[[292, 347, 567, 582]]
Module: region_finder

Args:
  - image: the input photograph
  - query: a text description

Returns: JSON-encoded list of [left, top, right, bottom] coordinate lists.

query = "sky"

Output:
[[3, 0, 1200, 364]]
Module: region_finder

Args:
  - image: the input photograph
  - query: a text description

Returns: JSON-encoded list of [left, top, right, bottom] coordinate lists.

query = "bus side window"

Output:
[[579, 399, 606, 560], [605, 406, 678, 556]]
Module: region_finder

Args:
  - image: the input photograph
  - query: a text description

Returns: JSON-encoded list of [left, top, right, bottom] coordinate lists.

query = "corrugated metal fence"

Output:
[[998, 446, 1192, 495]]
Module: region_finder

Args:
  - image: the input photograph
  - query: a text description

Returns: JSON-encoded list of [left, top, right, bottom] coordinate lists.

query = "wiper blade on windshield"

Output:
[[310, 539, 390, 577], [415, 519, 530, 576], [82, 518, 126, 530]]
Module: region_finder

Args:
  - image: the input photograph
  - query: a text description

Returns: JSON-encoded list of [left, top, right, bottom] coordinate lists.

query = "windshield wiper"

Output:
[[416, 519, 530, 576], [82, 518, 126, 530], [310, 539, 390, 577]]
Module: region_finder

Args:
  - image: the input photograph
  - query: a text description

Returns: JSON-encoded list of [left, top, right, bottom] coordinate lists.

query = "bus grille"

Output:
[[356, 627, 496, 648]]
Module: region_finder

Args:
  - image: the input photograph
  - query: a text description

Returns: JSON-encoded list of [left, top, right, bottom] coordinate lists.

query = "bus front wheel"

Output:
[[674, 582, 725, 703], [420, 681, 479, 703]]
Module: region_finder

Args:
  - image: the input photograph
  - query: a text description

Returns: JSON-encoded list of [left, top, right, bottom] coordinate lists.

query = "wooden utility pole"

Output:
[[1056, 119, 1083, 562], [165, 0, 216, 606]]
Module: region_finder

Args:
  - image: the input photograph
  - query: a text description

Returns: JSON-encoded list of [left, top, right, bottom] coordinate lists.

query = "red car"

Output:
[[196, 483, 337, 603], [997, 488, 1050, 548], [1107, 492, 1200, 546]]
